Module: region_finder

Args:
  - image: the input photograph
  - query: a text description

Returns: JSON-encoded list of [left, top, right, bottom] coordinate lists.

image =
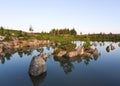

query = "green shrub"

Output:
[[83, 37, 91, 50], [58, 41, 76, 51]]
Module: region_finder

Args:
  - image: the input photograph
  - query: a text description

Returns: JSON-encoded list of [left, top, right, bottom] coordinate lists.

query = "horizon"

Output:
[[0, 0, 120, 34]]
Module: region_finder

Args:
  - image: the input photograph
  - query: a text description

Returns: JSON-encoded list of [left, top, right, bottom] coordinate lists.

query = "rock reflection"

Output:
[[29, 72, 47, 86], [54, 49, 101, 74], [0, 46, 44, 64]]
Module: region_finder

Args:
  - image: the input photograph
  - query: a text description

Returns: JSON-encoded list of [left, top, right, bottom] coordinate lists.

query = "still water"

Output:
[[0, 42, 120, 86]]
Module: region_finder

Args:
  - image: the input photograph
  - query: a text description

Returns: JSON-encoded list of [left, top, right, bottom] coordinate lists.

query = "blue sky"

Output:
[[0, 0, 120, 34]]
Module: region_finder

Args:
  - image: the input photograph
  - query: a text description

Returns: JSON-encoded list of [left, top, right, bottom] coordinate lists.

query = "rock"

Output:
[[93, 49, 99, 60], [29, 55, 46, 76], [57, 51, 67, 57], [67, 51, 78, 58], [83, 52, 91, 58], [0, 47, 2, 53], [118, 43, 120, 47], [106, 46, 110, 52], [111, 45, 115, 50], [92, 42, 97, 46], [87, 48, 95, 54], [76, 46, 84, 55], [40, 53, 48, 61]]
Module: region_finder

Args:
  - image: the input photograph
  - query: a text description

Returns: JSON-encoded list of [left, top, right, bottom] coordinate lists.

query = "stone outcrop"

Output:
[[83, 52, 91, 58], [67, 51, 78, 58], [57, 51, 67, 57], [29, 54, 47, 76], [76, 46, 84, 55], [54, 46, 100, 58]]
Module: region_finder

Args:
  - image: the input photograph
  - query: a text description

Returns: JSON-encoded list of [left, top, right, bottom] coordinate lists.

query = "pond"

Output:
[[0, 42, 120, 86]]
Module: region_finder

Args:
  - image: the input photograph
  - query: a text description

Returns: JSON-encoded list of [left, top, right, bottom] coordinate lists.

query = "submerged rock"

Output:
[[29, 54, 47, 76]]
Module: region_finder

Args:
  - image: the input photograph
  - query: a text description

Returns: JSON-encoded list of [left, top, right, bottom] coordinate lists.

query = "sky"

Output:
[[0, 0, 120, 34]]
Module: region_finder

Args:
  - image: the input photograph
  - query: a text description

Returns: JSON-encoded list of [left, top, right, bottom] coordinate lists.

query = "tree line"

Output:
[[49, 28, 77, 36], [1, 26, 120, 42]]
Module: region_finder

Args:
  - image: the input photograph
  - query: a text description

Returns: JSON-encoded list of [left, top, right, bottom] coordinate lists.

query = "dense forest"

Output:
[[0, 26, 120, 42]]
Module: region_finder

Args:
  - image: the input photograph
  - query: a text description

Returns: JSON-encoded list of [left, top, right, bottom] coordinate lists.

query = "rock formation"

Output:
[[29, 53, 47, 76]]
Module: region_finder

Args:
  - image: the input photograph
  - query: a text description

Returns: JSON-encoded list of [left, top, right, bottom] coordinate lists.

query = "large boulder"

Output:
[[29, 55, 47, 76]]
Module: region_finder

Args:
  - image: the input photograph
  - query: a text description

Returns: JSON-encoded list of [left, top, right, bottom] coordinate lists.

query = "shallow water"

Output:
[[0, 42, 120, 86]]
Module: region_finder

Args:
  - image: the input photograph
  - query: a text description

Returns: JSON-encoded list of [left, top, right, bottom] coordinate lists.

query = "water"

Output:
[[0, 42, 120, 86]]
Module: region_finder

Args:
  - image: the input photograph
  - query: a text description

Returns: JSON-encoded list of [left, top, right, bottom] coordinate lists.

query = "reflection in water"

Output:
[[84, 57, 93, 65], [0, 55, 5, 64], [0, 45, 53, 64], [0, 42, 120, 86], [54, 56, 74, 74], [54, 50, 100, 74], [29, 72, 47, 86], [0, 47, 44, 64]]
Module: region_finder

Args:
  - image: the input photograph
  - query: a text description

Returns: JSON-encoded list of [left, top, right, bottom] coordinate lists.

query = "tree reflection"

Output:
[[84, 57, 93, 65], [0, 47, 43, 64], [5, 53, 12, 60], [18, 51, 23, 58], [46, 46, 50, 51], [36, 48, 44, 53], [0, 55, 5, 64], [54, 56, 74, 74], [60, 59, 74, 74]]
